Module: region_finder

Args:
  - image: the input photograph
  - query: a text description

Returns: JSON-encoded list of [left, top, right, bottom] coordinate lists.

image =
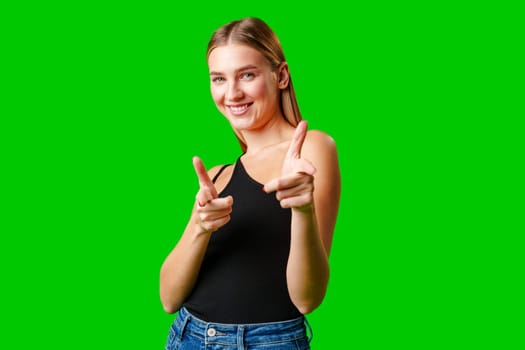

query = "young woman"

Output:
[[160, 17, 341, 349]]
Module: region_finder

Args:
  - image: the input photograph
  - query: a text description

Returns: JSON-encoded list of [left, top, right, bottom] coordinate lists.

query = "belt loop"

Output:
[[237, 325, 245, 350], [178, 308, 191, 342], [304, 317, 314, 344]]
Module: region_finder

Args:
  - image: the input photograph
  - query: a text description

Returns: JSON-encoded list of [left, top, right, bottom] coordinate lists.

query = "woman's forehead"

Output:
[[208, 44, 269, 72]]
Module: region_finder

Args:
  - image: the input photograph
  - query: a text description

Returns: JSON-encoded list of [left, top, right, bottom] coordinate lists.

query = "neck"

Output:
[[242, 117, 294, 156]]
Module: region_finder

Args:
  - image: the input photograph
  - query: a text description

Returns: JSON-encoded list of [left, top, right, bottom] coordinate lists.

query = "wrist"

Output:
[[193, 222, 212, 237], [292, 202, 315, 215]]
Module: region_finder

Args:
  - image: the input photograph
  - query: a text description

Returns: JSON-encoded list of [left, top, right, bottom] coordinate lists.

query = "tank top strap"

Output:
[[211, 164, 232, 184]]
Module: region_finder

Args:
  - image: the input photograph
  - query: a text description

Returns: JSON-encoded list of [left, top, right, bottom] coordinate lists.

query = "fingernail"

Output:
[[262, 186, 267, 193]]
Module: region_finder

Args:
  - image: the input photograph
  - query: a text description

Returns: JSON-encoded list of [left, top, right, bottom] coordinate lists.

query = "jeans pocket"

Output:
[[165, 325, 180, 350], [248, 337, 310, 350], [295, 336, 311, 350]]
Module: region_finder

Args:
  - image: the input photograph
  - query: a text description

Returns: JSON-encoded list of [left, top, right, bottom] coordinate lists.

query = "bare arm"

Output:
[[159, 211, 212, 313], [264, 123, 341, 314], [159, 159, 233, 313]]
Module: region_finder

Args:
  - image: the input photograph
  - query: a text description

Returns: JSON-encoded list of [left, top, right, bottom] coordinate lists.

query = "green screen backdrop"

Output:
[[2, 1, 522, 349]]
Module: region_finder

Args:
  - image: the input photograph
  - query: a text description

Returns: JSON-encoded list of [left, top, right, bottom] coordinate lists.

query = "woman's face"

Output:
[[208, 44, 283, 131]]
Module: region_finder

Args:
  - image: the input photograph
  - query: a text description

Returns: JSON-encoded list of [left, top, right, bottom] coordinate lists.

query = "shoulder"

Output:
[[207, 163, 234, 189], [303, 129, 338, 159], [207, 164, 231, 179], [208, 164, 225, 178], [302, 129, 340, 181], [305, 129, 336, 146]]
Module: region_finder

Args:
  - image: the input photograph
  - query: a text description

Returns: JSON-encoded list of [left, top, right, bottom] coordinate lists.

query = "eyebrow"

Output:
[[210, 65, 259, 76]]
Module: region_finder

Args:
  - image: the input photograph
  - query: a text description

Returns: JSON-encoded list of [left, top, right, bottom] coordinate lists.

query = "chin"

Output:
[[227, 115, 256, 130]]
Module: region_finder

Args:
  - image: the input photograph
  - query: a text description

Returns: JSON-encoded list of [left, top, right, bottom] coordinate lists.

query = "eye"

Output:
[[212, 76, 225, 84], [240, 72, 255, 80]]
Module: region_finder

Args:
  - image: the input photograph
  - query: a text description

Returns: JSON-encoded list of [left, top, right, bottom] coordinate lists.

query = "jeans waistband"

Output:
[[175, 306, 312, 346]]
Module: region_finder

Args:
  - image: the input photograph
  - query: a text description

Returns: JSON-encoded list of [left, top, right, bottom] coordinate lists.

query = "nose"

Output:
[[226, 81, 243, 101]]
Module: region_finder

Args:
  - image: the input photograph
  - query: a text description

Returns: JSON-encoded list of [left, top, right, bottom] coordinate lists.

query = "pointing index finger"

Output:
[[192, 156, 215, 189], [286, 120, 308, 159]]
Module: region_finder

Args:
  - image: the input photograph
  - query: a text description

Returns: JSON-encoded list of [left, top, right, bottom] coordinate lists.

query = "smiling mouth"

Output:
[[227, 103, 253, 115]]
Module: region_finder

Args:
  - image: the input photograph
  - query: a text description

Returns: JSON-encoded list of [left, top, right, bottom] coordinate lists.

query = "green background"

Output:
[[2, 1, 522, 349]]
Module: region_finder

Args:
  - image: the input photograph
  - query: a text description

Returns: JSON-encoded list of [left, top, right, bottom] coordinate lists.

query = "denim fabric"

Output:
[[166, 307, 312, 350]]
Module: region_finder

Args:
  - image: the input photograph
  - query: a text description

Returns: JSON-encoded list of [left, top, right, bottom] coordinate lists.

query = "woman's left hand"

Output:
[[263, 121, 317, 211]]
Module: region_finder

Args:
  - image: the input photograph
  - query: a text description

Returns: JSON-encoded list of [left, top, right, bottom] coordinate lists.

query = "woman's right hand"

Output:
[[192, 156, 233, 234]]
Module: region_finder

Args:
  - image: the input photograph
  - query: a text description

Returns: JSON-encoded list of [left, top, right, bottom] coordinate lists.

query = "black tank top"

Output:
[[183, 157, 301, 323]]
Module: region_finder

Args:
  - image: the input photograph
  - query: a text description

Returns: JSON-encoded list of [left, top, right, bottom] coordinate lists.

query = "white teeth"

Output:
[[230, 104, 249, 113]]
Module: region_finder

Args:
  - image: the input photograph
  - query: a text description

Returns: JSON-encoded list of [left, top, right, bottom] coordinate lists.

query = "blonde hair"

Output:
[[207, 17, 302, 152]]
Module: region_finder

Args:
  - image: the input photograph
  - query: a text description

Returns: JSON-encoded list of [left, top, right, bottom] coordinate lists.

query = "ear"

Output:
[[277, 62, 290, 89]]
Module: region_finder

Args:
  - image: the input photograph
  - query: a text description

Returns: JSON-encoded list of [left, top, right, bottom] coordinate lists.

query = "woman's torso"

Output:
[[183, 152, 302, 324]]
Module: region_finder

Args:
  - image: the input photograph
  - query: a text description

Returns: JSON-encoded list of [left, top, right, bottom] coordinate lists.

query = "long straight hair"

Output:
[[207, 17, 302, 152]]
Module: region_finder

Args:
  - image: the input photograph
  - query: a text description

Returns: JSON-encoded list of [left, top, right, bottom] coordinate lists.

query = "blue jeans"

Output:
[[166, 307, 312, 350]]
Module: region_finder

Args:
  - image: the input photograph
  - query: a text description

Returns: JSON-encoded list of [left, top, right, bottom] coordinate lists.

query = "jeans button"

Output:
[[207, 328, 217, 337]]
